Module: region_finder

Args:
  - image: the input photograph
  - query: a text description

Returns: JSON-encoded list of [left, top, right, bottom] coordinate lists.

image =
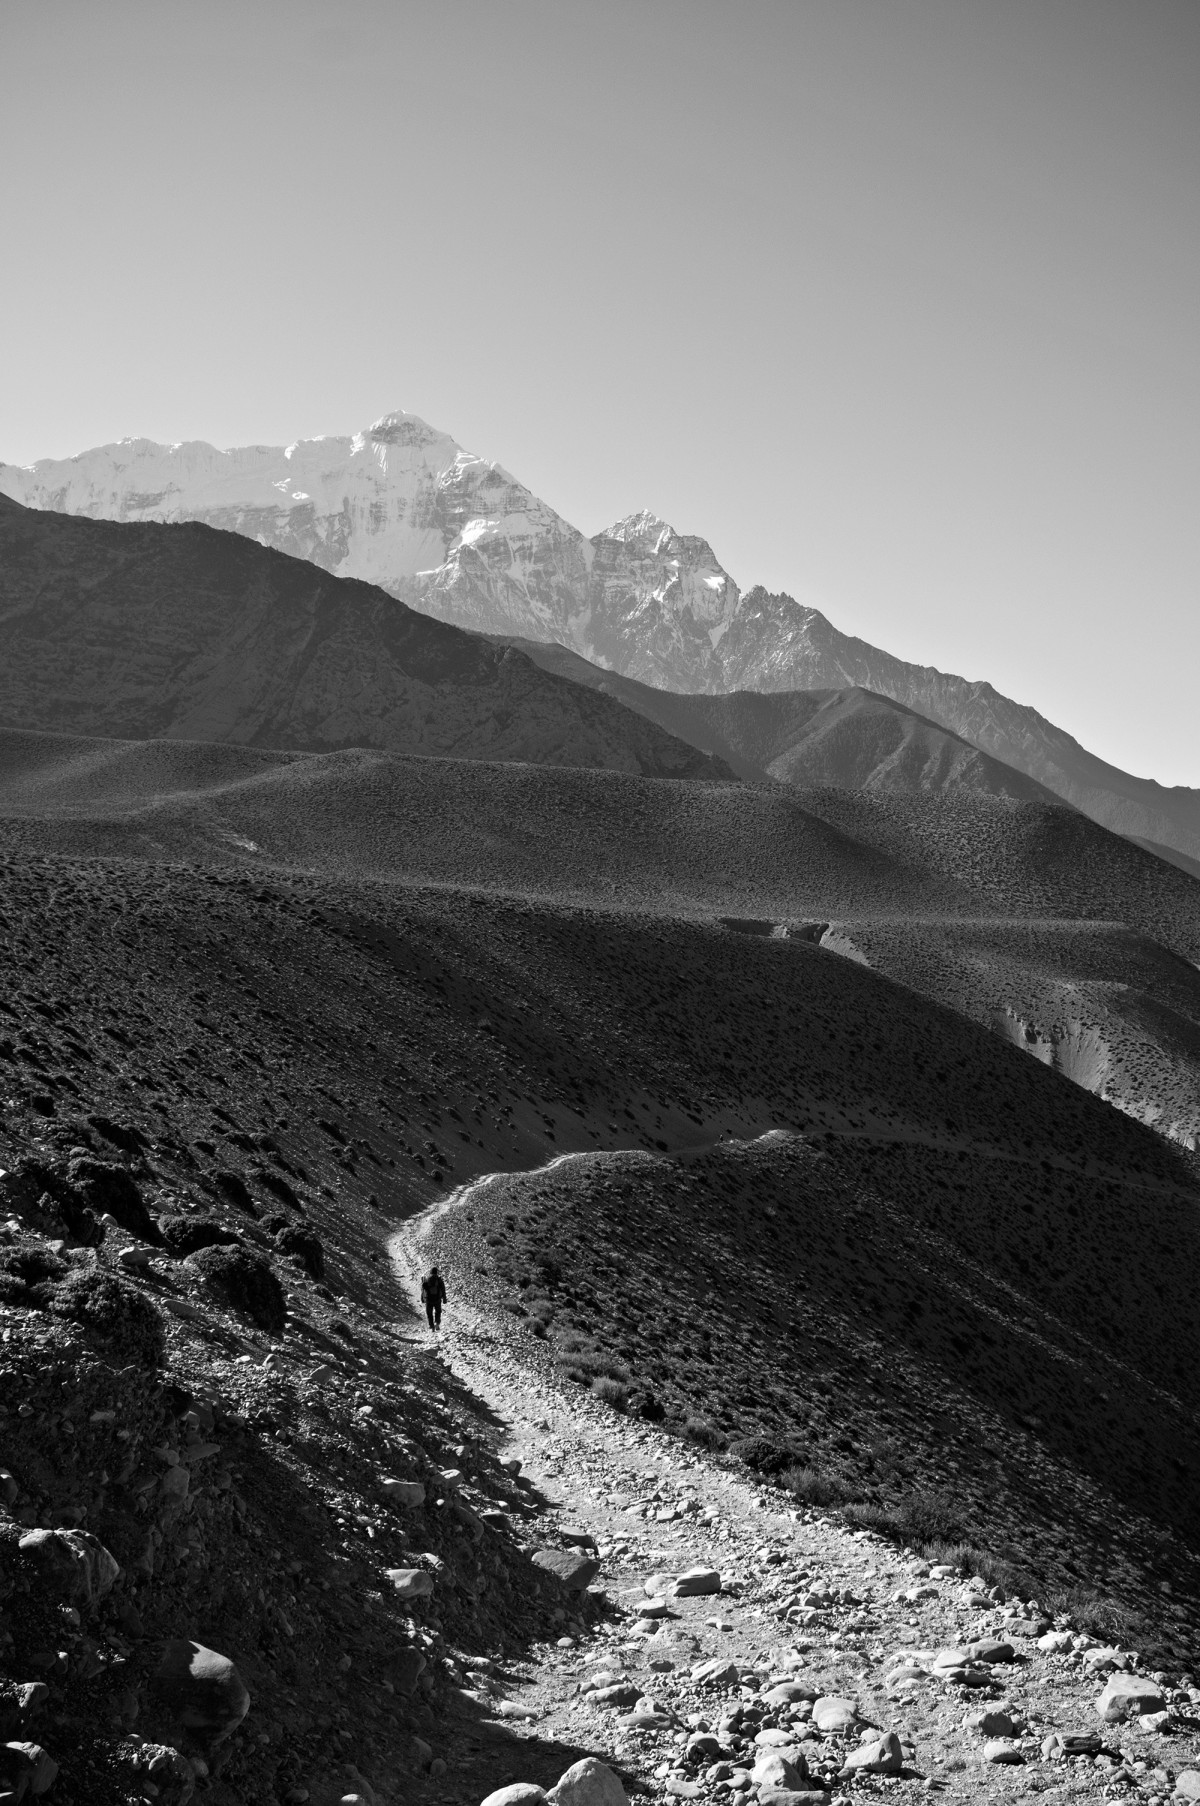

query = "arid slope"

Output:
[[0, 497, 728, 779]]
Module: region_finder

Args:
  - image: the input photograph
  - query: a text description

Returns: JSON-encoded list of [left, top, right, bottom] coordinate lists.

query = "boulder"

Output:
[[964, 1709, 1015, 1737], [1096, 1674, 1167, 1722], [480, 1788, 548, 1806], [588, 1684, 640, 1709], [644, 1573, 673, 1597], [392, 1648, 427, 1694], [1042, 1731, 1103, 1759], [152, 1641, 250, 1742], [691, 1658, 739, 1688], [763, 1682, 818, 1706], [672, 1566, 721, 1597], [811, 1696, 857, 1734], [1173, 1771, 1200, 1802], [965, 1639, 1015, 1664], [380, 1478, 426, 1508], [531, 1549, 600, 1591], [839, 1732, 903, 1777], [0, 1741, 59, 1797], [18, 1528, 121, 1604], [385, 1568, 434, 1600], [983, 1741, 1023, 1764], [685, 1733, 723, 1762], [548, 1757, 628, 1806], [751, 1750, 809, 1791]]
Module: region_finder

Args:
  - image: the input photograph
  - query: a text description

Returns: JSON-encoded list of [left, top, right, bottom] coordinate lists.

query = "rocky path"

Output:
[[390, 1166, 1200, 1806]]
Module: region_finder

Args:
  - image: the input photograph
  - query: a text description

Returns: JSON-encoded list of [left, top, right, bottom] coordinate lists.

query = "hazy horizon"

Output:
[[3, 0, 1198, 784]]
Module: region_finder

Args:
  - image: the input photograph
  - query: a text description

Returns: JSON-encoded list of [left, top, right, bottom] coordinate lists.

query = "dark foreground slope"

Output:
[[497, 637, 1062, 803], [1, 841, 1198, 1733], [0, 496, 727, 779]]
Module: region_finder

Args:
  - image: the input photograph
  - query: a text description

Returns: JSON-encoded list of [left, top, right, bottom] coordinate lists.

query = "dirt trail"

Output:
[[387, 1158, 1200, 1805]]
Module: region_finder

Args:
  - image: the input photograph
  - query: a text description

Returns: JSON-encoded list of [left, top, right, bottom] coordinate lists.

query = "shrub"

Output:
[[213, 1170, 258, 1216], [158, 1214, 240, 1257], [0, 1239, 67, 1292], [274, 1226, 324, 1280], [65, 1158, 157, 1241], [592, 1376, 630, 1408], [683, 1415, 726, 1451], [187, 1244, 286, 1333], [554, 1347, 628, 1382], [781, 1464, 852, 1507], [842, 1486, 965, 1544], [254, 1167, 300, 1208], [51, 1269, 164, 1367], [730, 1435, 798, 1476], [638, 1393, 666, 1422]]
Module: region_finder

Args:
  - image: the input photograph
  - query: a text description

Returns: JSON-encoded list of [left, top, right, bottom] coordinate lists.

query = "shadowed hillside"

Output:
[[494, 637, 1063, 803], [0, 496, 729, 779]]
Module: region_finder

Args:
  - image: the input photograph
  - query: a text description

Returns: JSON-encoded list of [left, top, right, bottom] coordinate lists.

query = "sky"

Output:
[[2, 0, 1198, 784]]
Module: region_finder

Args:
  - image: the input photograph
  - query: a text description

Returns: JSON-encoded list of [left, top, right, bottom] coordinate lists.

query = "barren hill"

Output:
[[491, 638, 1064, 802], [0, 496, 728, 780]]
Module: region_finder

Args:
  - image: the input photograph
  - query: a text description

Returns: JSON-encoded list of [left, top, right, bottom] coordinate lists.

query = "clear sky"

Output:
[[3, 0, 1198, 783]]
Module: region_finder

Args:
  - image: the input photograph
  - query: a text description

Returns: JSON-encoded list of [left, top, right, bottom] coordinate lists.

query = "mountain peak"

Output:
[[367, 409, 451, 449], [600, 509, 676, 551]]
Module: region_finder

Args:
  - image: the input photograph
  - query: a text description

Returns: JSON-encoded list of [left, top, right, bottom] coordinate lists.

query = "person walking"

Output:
[[421, 1264, 447, 1330]]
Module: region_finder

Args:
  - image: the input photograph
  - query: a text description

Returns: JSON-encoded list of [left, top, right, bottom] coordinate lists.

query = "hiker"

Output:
[[421, 1264, 447, 1330]]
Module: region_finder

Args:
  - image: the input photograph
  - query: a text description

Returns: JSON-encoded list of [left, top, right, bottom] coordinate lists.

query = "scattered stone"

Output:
[[480, 1786, 548, 1806], [982, 1740, 1023, 1765], [1173, 1771, 1200, 1802]]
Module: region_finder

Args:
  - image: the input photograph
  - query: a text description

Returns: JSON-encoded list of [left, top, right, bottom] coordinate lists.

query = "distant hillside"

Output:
[[493, 637, 1061, 802], [0, 496, 730, 781]]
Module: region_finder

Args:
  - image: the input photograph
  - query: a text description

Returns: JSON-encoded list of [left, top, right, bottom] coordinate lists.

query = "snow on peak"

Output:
[[602, 509, 675, 549], [368, 410, 447, 449]]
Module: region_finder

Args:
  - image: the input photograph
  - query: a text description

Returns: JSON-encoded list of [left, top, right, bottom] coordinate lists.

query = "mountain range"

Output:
[[5, 409, 1200, 862]]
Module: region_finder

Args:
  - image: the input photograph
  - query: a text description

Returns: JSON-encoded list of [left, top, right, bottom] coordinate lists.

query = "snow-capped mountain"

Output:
[[5, 410, 1200, 863]]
